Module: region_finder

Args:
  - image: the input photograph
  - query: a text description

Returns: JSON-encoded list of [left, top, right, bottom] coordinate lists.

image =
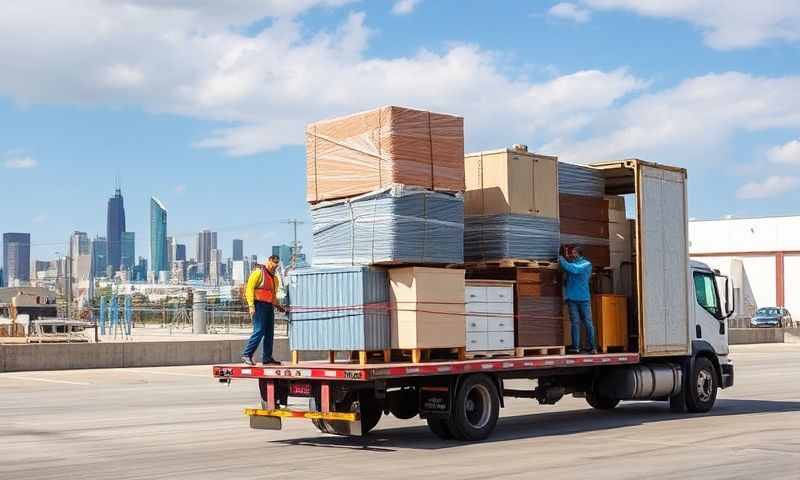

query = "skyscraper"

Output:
[[166, 236, 176, 266], [70, 231, 90, 258], [106, 188, 126, 273], [272, 244, 292, 267], [150, 197, 168, 274], [233, 239, 244, 261], [209, 248, 221, 285], [175, 243, 187, 262], [69, 231, 90, 286], [3, 233, 31, 286], [91, 236, 108, 277], [121, 232, 135, 271], [196, 229, 218, 278]]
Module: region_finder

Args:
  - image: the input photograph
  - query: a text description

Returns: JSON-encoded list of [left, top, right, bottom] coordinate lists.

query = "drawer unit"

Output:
[[466, 332, 488, 351], [486, 317, 513, 332], [487, 331, 514, 350], [466, 316, 488, 332], [465, 280, 516, 351]]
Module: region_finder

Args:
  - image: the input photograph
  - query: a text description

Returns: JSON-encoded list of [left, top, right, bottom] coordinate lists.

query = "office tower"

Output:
[[196, 229, 218, 278], [121, 231, 135, 271], [209, 248, 221, 285], [171, 260, 186, 283], [91, 236, 108, 277], [175, 243, 187, 262], [233, 239, 244, 261], [0, 267, 3, 287], [248, 254, 258, 269], [232, 260, 250, 285], [70, 231, 90, 258], [134, 257, 148, 282], [150, 197, 168, 274], [272, 244, 292, 267], [106, 188, 126, 273], [3, 233, 31, 286], [166, 236, 175, 265]]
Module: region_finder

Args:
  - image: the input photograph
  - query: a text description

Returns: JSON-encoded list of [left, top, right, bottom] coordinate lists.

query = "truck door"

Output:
[[637, 164, 691, 356], [692, 269, 730, 354]]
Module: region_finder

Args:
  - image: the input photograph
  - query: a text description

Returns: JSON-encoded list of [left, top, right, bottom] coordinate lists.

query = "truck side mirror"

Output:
[[723, 276, 735, 319]]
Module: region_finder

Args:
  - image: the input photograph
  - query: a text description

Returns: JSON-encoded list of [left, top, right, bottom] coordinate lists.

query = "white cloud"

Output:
[[736, 176, 800, 199], [0, 3, 648, 157], [174, 184, 187, 194], [767, 140, 800, 165], [4, 156, 38, 169], [545, 73, 800, 165], [583, 0, 800, 49], [548, 2, 591, 23], [391, 0, 421, 15], [32, 213, 48, 224]]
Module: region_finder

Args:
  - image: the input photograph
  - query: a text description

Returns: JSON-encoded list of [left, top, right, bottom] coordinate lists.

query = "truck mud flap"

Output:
[[419, 386, 451, 418]]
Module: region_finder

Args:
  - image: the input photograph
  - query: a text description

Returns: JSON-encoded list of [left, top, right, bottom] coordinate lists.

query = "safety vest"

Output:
[[254, 265, 276, 304]]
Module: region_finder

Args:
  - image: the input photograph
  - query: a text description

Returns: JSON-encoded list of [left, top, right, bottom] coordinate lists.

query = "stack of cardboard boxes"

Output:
[[289, 106, 468, 360]]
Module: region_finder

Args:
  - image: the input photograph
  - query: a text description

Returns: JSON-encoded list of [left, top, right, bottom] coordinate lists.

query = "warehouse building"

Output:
[[689, 215, 800, 320]]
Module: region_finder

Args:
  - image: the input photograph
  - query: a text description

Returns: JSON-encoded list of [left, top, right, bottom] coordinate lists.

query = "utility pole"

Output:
[[282, 219, 305, 270]]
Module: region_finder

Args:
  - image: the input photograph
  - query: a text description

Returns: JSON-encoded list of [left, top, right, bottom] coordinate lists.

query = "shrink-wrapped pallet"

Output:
[[306, 106, 465, 202], [464, 215, 560, 262], [311, 185, 464, 266], [287, 267, 390, 351], [558, 162, 605, 197]]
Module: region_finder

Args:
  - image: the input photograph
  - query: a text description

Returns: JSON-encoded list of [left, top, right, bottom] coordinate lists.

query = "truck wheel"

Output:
[[586, 391, 620, 410], [686, 357, 717, 413], [426, 418, 454, 439], [447, 374, 500, 441]]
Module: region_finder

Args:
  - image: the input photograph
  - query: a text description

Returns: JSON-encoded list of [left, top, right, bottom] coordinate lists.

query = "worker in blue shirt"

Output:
[[559, 246, 597, 354]]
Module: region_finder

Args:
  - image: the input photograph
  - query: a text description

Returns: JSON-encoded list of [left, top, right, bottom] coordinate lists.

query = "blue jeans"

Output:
[[242, 301, 274, 362], [567, 300, 596, 350]]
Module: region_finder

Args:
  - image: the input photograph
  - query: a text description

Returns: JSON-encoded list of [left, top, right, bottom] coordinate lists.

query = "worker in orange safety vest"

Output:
[[241, 255, 284, 365]]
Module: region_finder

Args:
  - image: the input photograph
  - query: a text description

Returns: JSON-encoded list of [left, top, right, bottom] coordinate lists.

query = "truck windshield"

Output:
[[693, 271, 721, 318]]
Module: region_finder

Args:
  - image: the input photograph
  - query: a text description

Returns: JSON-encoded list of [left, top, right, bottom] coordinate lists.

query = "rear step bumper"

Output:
[[245, 408, 359, 431]]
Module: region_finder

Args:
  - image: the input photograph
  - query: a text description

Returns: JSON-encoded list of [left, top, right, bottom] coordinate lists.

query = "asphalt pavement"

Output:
[[1, 344, 799, 480]]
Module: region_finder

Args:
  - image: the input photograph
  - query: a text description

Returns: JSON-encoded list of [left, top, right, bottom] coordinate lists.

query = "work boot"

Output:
[[262, 358, 281, 365], [587, 348, 598, 355], [241, 355, 255, 366], [566, 346, 580, 355]]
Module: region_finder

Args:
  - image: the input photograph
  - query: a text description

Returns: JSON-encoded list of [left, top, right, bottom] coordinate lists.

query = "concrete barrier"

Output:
[[728, 327, 800, 345], [0, 337, 326, 372]]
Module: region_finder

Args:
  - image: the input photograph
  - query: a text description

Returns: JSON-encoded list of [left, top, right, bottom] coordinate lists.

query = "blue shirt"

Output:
[[558, 255, 592, 302]]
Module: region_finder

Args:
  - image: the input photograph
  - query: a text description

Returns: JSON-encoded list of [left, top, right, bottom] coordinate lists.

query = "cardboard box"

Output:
[[464, 148, 559, 217], [306, 106, 465, 202], [389, 267, 466, 349]]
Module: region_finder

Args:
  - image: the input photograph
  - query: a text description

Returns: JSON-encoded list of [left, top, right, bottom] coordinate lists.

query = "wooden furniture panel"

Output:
[[592, 294, 628, 352], [390, 267, 466, 349]]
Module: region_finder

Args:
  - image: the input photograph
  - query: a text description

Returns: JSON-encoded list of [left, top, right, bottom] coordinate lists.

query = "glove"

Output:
[[248, 306, 255, 317], [275, 304, 286, 314]]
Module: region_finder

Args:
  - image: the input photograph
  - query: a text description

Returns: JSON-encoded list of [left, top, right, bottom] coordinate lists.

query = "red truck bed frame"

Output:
[[213, 352, 639, 382]]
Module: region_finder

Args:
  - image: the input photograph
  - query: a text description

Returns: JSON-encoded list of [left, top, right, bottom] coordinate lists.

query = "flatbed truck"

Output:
[[213, 159, 735, 441]]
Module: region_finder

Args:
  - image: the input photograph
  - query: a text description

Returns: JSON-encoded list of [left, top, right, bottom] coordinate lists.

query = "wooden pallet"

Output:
[[465, 349, 515, 360], [291, 347, 467, 365], [460, 259, 558, 270], [515, 345, 566, 357]]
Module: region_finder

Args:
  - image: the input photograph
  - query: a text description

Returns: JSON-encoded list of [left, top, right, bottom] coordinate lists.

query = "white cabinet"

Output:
[[465, 280, 515, 352]]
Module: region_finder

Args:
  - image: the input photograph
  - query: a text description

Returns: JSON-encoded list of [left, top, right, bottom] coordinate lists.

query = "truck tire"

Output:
[[586, 391, 620, 410], [686, 357, 717, 413], [446, 374, 500, 441], [426, 418, 454, 440]]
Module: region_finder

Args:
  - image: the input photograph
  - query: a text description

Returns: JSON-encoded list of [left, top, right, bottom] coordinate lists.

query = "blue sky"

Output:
[[1, 0, 799, 263]]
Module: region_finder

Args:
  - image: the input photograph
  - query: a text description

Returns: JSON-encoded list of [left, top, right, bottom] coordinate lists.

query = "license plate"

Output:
[[289, 383, 313, 396]]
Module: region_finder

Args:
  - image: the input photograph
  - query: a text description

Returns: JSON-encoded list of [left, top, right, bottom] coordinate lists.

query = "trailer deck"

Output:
[[213, 352, 639, 382]]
